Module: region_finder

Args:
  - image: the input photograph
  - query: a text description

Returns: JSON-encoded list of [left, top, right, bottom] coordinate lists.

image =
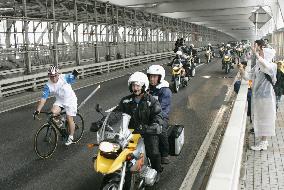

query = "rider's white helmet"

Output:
[[226, 44, 231, 48], [176, 50, 183, 56], [128, 72, 149, 92], [48, 65, 59, 75], [190, 44, 194, 48], [147, 65, 165, 82], [208, 43, 211, 46]]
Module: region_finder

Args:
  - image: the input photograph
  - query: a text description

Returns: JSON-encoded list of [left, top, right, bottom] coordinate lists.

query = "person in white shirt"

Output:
[[33, 66, 79, 145]]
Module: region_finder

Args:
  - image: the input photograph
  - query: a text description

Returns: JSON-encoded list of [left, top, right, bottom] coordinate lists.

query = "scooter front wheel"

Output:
[[100, 182, 119, 190], [191, 68, 196, 77], [174, 78, 180, 93]]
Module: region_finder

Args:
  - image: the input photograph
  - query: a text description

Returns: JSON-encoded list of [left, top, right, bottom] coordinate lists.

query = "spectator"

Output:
[[275, 60, 284, 110], [238, 39, 277, 151]]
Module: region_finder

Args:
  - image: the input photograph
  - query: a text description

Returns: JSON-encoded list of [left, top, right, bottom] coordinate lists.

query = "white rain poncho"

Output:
[[243, 48, 277, 137]]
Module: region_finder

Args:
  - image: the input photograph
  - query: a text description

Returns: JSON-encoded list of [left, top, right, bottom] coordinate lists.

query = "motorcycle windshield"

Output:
[[98, 112, 132, 143]]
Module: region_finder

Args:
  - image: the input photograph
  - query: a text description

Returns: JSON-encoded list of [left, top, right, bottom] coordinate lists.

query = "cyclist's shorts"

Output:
[[54, 101, 77, 117]]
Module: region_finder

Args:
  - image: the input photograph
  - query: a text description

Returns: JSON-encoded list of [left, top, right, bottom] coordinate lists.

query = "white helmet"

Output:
[[128, 72, 149, 92], [147, 65, 165, 82], [48, 65, 59, 75], [176, 50, 183, 56], [190, 44, 194, 48], [208, 43, 211, 46], [226, 44, 231, 48]]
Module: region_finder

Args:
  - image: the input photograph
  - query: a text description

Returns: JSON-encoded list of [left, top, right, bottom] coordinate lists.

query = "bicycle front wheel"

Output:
[[72, 113, 84, 143], [34, 124, 58, 159]]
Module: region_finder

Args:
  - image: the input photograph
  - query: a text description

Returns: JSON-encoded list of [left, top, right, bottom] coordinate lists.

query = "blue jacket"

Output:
[[149, 80, 172, 119]]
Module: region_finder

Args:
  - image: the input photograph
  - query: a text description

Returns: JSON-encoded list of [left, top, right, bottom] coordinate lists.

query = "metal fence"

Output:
[[0, 51, 174, 98]]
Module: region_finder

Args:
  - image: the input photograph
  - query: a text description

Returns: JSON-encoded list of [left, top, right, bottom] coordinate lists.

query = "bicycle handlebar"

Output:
[[33, 111, 67, 121]]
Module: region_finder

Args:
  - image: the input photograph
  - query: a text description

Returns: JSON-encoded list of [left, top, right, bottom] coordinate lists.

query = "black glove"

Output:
[[90, 119, 104, 132], [33, 110, 39, 120], [138, 123, 162, 135], [72, 69, 79, 78]]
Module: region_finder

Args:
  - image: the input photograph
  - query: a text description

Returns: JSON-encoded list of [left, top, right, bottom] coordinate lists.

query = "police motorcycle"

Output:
[[171, 52, 189, 93], [222, 52, 233, 74], [89, 105, 158, 190]]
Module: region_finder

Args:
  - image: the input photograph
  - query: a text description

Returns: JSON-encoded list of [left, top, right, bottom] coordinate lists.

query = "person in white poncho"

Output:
[[238, 39, 277, 151]]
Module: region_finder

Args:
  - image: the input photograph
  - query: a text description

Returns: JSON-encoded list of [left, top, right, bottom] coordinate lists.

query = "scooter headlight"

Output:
[[99, 142, 120, 153]]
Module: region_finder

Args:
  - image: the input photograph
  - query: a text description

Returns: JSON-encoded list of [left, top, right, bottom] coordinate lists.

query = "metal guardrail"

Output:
[[206, 62, 250, 190], [0, 51, 174, 98]]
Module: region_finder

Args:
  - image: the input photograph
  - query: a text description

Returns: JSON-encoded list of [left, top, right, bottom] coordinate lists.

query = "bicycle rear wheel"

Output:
[[72, 113, 84, 143], [34, 124, 58, 159]]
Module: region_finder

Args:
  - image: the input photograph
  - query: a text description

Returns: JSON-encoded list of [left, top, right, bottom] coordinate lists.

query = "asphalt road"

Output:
[[0, 56, 238, 190]]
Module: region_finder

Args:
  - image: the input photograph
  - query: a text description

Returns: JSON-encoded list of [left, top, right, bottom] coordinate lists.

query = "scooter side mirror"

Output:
[[96, 104, 103, 113]]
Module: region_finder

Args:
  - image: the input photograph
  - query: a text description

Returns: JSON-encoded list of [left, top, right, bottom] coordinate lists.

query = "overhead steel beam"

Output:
[[146, 0, 276, 13], [98, 0, 172, 7], [277, 0, 284, 22], [183, 14, 250, 22], [196, 21, 254, 25], [159, 7, 255, 18]]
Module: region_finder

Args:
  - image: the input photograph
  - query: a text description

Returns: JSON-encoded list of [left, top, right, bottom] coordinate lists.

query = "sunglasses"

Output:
[[49, 74, 58, 78]]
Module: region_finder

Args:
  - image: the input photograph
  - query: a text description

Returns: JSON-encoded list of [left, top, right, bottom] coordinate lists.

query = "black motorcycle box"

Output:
[[167, 125, 185, 156]]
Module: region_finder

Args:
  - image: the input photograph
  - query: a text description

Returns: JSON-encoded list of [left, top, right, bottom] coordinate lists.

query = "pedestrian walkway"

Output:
[[240, 99, 284, 190]]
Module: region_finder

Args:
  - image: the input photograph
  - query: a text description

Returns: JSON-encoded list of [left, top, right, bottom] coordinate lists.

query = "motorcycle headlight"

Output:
[[206, 51, 210, 53], [173, 66, 180, 70], [99, 142, 120, 153]]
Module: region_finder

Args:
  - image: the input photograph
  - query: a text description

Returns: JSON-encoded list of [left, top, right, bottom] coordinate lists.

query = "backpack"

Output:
[[264, 71, 284, 96]]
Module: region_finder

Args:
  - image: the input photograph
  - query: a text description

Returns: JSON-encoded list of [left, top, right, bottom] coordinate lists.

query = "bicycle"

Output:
[[34, 111, 84, 159]]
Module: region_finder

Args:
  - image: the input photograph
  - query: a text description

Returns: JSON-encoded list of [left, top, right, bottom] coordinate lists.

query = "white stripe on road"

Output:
[[196, 63, 205, 68], [179, 72, 238, 190]]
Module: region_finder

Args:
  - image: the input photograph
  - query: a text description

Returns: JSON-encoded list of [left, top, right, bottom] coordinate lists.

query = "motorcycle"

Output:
[[219, 47, 225, 58], [236, 47, 243, 57], [171, 60, 188, 93], [89, 105, 158, 190], [222, 55, 232, 74], [185, 53, 196, 77], [205, 50, 212, 64]]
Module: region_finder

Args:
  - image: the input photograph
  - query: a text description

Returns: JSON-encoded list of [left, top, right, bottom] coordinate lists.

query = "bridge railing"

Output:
[[0, 51, 174, 98]]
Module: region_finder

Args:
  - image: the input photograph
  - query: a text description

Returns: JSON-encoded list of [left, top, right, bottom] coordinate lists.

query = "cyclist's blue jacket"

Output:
[[41, 73, 77, 106]]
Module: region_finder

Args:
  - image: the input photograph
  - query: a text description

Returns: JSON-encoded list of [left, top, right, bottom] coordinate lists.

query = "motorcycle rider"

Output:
[[219, 43, 225, 58], [118, 72, 163, 182], [224, 44, 232, 55], [147, 65, 172, 164], [206, 43, 214, 58], [180, 41, 191, 55], [206, 43, 214, 52], [222, 44, 233, 69], [173, 50, 191, 77]]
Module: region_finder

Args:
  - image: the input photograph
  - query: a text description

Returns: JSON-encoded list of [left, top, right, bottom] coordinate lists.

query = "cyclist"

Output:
[[33, 66, 79, 146]]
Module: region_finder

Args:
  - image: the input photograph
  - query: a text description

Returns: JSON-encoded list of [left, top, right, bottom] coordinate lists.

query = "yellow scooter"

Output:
[[171, 59, 188, 93], [222, 55, 233, 74], [89, 105, 158, 190]]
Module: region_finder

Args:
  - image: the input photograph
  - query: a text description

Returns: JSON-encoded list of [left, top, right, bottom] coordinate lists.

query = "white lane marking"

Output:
[[196, 63, 204, 68], [202, 75, 211, 79], [179, 105, 227, 190], [179, 73, 239, 190]]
